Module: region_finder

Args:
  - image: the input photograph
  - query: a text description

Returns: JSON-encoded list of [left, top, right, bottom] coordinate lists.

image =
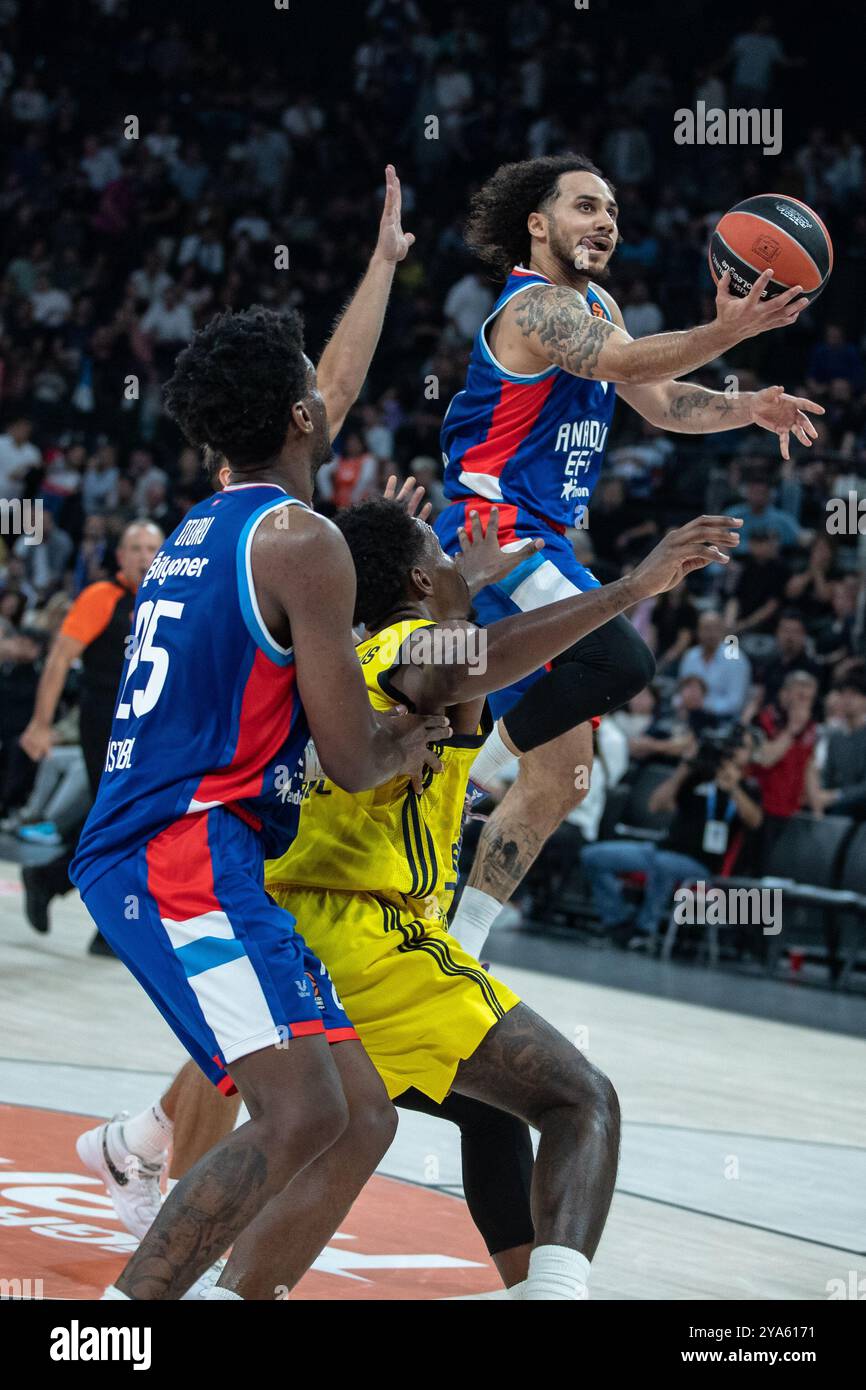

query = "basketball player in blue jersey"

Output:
[[70, 168, 457, 1302], [435, 153, 825, 958]]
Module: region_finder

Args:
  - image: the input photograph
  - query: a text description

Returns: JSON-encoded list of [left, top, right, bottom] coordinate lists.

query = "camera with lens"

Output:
[[690, 723, 747, 782]]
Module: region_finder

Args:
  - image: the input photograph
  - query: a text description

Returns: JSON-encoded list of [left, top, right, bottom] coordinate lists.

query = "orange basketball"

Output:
[[709, 194, 833, 303]]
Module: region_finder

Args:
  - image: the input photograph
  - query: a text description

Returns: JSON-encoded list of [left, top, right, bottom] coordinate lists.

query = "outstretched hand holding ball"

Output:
[[710, 194, 833, 303]]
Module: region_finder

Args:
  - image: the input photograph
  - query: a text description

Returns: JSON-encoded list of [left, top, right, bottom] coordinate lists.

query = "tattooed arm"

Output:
[[594, 288, 825, 456], [618, 380, 824, 456], [504, 269, 808, 387]]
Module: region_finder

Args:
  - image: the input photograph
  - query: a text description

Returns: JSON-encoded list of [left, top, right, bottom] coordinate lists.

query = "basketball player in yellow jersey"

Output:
[[261, 497, 743, 1301]]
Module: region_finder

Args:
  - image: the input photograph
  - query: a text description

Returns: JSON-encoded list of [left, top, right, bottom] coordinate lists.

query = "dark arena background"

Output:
[[0, 0, 864, 1350]]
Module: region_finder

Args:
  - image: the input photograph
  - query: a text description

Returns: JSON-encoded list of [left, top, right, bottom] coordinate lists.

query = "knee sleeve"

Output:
[[503, 614, 656, 753]]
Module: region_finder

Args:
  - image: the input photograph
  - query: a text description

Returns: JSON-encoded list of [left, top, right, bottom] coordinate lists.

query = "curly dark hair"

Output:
[[163, 306, 308, 469], [335, 499, 428, 629], [465, 153, 611, 278]]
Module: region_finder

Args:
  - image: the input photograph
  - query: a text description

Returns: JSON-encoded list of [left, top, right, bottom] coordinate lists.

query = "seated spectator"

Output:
[[724, 527, 791, 635], [806, 323, 865, 396], [756, 611, 822, 705], [0, 417, 41, 499], [73, 514, 111, 594], [607, 418, 674, 500], [443, 270, 494, 343], [81, 444, 120, 515], [732, 473, 806, 553], [678, 610, 752, 719], [813, 575, 863, 682], [13, 512, 73, 601], [622, 280, 664, 338], [140, 285, 195, 371], [647, 584, 699, 672], [750, 671, 820, 849], [784, 533, 838, 625], [587, 476, 658, 566], [611, 685, 659, 743], [813, 674, 866, 818], [316, 430, 378, 513], [581, 728, 762, 947], [0, 621, 46, 814], [628, 675, 719, 763], [521, 718, 631, 920], [0, 707, 87, 845]]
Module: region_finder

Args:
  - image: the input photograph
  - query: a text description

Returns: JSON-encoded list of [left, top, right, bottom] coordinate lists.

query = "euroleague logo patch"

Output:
[[775, 202, 811, 229]]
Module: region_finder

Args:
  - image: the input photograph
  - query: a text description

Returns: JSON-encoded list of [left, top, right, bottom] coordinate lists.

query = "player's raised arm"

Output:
[[251, 506, 448, 792], [510, 270, 809, 387], [316, 164, 414, 441]]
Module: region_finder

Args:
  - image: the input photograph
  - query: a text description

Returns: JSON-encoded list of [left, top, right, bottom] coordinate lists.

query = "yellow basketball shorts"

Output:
[[268, 885, 521, 1103]]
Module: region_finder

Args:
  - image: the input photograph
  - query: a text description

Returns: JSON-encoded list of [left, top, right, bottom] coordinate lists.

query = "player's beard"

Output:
[[310, 433, 333, 485], [548, 217, 612, 287]]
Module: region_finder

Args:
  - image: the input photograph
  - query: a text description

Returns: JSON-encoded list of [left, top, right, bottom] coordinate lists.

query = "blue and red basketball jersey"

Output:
[[440, 267, 617, 530], [71, 483, 310, 896]]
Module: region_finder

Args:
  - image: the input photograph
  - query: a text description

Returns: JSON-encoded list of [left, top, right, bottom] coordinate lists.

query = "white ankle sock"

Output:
[[522, 1245, 590, 1301], [449, 887, 503, 959], [469, 722, 517, 791], [116, 1103, 173, 1165], [204, 1287, 243, 1300], [101, 1285, 131, 1300]]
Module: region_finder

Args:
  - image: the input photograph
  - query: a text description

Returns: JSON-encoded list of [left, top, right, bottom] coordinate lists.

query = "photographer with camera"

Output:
[[580, 727, 763, 949]]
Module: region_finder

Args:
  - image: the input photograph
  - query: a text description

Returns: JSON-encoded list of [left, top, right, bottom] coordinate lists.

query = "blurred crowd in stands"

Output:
[[1, 0, 865, 951]]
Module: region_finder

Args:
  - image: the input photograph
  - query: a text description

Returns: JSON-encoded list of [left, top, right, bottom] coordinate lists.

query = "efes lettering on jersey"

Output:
[[555, 416, 609, 503]]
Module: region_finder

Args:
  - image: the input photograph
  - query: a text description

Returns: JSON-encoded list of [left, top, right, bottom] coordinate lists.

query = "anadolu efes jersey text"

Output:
[[440, 267, 616, 529], [71, 483, 310, 896]]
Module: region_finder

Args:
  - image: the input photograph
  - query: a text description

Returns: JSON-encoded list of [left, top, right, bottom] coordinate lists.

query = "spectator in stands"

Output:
[[784, 533, 838, 625], [813, 674, 866, 819], [813, 575, 864, 683], [81, 444, 120, 516], [757, 611, 822, 705], [679, 610, 753, 719], [724, 527, 792, 635], [733, 473, 806, 553], [622, 280, 664, 339], [522, 718, 630, 921], [316, 430, 378, 514], [140, 285, 195, 372], [17, 520, 162, 943], [0, 417, 40, 499], [1, 706, 87, 845], [12, 510, 73, 600], [587, 476, 658, 566], [581, 728, 762, 948], [647, 584, 699, 672], [728, 14, 791, 105], [628, 674, 719, 763], [611, 684, 660, 743], [0, 619, 46, 814], [751, 670, 820, 849], [806, 323, 865, 396], [443, 270, 494, 343]]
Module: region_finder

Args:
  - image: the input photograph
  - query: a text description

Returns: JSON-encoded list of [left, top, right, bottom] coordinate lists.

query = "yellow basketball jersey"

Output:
[[265, 619, 488, 916]]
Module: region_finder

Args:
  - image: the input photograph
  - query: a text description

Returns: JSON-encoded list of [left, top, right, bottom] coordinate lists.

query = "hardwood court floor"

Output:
[[1, 858, 863, 1300]]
